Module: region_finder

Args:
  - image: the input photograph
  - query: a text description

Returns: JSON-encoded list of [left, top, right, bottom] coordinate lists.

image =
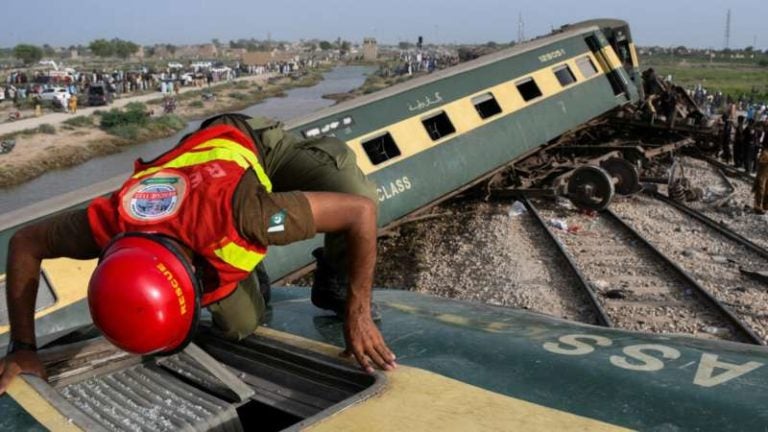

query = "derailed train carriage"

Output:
[[1, 19, 767, 431]]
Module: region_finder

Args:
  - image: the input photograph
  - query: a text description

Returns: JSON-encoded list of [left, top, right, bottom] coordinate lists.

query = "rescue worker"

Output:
[[754, 136, 768, 214], [0, 114, 396, 394]]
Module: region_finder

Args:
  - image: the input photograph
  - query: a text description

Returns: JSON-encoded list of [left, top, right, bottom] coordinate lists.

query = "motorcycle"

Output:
[[1, 139, 15, 154]]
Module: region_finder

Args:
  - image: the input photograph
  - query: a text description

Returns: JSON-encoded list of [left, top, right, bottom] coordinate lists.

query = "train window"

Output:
[[422, 111, 456, 141], [361, 132, 401, 165], [576, 56, 599, 79], [471, 93, 502, 119], [553, 65, 577, 87], [516, 78, 543, 102]]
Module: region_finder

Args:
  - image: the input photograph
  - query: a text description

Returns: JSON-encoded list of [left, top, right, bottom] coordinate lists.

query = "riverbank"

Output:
[[0, 68, 329, 188]]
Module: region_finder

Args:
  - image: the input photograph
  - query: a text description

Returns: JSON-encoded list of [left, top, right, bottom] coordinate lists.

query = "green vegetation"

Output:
[[228, 92, 249, 101], [642, 49, 768, 102], [38, 124, 56, 135], [645, 57, 768, 102], [188, 100, 204, 108], [100, 102, 185, 141], [62, 115, 94, 128], [13, 44, 43, 65], [89, 38, 140, 59], [100, 103, 149, 129]]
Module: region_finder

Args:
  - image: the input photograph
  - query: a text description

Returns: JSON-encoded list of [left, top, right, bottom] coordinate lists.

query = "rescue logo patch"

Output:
[[121, 171, 188, 223], [267, 209, 286, 233]]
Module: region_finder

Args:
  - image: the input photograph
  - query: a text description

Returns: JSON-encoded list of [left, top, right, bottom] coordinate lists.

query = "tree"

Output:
[[42, 44, 56, 57], [340, 41, 351, 54], [398, 42, 413, 50], [166, 44, 177, 55], [113, 39, 139, 59], [13, 44, 43, 65], [745, 46, 754, 52], [89, 39, 114, 57], [211, 38, 220, 47], [319, 41, 332, 50]]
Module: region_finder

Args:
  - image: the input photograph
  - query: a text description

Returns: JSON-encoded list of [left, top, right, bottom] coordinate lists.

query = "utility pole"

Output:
[[723, 9, 731, 50], [517, 13, 525, 44]]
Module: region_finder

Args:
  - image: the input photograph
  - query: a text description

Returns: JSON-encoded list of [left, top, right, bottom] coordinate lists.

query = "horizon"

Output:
[[1, 0, 766, 50]]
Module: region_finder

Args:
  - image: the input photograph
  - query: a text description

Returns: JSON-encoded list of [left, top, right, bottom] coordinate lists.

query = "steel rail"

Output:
[[695, 155, 755, 182], [646, 190, 768, 262], [522, 198, 613, 327], [603, 208, 764, 345]]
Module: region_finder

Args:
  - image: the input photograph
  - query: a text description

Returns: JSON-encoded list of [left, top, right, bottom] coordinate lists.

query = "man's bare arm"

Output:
[[0, 210, 98, 394], [303, 192, 396, 373]]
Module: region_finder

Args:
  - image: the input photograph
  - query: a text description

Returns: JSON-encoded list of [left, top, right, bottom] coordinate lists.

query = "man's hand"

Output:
[[0, 351, 47, 395], [343, 308, 397, 373], [304, 192, 396, 373]]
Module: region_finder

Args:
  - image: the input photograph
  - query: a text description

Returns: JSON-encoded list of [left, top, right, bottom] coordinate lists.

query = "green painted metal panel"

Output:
[[0, 396, 46, 431], [267, 287, 768, 431]]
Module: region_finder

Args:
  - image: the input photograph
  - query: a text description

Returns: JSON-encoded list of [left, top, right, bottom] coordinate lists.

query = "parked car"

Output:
[[87, 83, 113, 106], [37, 87, 70, 106]]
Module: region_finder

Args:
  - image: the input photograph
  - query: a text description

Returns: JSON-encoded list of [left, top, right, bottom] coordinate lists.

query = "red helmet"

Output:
[[88, 233, 201, 355]]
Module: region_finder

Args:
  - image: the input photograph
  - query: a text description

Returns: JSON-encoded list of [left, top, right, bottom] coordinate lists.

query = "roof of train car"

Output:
[[3, 286, 767, 431]]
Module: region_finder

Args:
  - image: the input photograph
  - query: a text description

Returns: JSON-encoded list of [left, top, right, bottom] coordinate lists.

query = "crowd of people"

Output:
[[0, 59, 311, 109], [717, 108, 768, 213], [687, 82, 768, 119], [382, 50, 459, 77]]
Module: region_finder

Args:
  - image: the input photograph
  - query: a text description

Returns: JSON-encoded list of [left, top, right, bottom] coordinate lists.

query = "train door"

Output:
[[584, 34, 629, 98]]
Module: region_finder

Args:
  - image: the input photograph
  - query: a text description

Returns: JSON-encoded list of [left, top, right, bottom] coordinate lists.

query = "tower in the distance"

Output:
[[723, 9, 731, 50], [517, 13, 525, 44]]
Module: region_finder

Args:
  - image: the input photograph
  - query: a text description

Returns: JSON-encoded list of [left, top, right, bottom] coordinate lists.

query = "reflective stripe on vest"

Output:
[[132, 138, 273, 192], [214, 242, 265, 271], [131, 137, 270, 273]]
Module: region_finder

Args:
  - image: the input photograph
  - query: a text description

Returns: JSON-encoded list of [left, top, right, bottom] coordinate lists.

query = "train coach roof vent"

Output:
[[34, 329, 383, 432]]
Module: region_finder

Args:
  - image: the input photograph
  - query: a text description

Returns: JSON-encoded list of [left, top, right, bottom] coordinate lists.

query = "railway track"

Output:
[[522, 198, 612, 327], [374, 201, 600, 324], [529, 198, 763, 344], [613, 191, 768, 344], [679, 157, 768, 253]]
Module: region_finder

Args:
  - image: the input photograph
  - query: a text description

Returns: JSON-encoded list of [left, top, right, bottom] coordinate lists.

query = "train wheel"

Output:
[[566, 166, 615, 211], [601, 158, 641, 196]]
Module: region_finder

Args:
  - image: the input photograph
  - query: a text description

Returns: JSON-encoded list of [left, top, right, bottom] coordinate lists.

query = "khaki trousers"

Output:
[[209, 117, 377, 339]]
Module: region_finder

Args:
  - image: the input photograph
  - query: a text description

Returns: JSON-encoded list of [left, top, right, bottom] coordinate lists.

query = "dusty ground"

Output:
[[372, 200, 597, 323]]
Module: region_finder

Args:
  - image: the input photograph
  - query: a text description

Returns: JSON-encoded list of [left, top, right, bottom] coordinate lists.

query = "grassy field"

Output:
[[643, 55, 768, 102]]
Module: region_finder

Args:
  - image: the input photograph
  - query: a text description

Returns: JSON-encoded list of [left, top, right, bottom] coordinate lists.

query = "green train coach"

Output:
[[2, 19, 767, 432]]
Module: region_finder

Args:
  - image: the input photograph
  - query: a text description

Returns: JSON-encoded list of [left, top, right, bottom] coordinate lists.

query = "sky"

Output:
[[2, 0, 766, 50]]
